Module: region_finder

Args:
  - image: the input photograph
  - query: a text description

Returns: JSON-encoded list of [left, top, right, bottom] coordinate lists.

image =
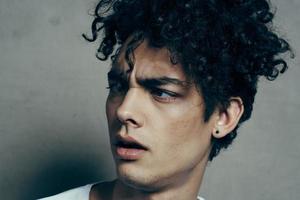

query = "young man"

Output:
[[40, 0, 291, 199]]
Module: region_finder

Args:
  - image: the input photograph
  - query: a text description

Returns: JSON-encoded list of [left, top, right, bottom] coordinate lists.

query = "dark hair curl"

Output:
[[83, 0, 292, 160]]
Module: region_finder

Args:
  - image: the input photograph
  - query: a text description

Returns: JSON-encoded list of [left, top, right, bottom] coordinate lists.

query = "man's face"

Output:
[[106, 40, 216, 191]]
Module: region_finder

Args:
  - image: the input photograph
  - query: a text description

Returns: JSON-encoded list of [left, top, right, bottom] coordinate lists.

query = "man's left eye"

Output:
[[150, 88, 178, 102]]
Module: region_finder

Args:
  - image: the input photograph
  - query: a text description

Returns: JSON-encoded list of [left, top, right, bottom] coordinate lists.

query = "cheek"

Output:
[[153, 103, 211, 156], [106, 96, 120, 127], [105, 99, 113, 122], [162, 103, 206, 138], [168, 115, 207, 145]]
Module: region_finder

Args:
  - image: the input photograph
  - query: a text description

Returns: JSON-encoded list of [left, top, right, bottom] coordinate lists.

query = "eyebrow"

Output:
[[137, 77, 190, 88], [107, 69, 191, 87]]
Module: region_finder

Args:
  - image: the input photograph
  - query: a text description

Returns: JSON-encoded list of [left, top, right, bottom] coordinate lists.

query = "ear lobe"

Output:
[[212, 97, 244, 139]]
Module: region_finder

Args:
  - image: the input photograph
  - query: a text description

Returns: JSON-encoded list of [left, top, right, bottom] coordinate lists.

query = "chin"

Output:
[[116, 164, 163, 192]]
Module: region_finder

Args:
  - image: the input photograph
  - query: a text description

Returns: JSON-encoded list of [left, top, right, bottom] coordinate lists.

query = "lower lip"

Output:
[[116, 147, 146, 160]]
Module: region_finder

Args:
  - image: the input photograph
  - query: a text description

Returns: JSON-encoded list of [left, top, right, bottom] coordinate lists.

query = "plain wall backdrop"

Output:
[[0, 0, 299, 199]]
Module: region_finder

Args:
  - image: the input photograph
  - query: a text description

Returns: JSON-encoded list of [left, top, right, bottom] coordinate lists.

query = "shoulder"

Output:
[[38, 183, 94, 200]]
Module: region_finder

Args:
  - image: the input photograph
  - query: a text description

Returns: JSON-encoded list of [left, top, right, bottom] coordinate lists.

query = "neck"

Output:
[[111, 157, 208, 200]]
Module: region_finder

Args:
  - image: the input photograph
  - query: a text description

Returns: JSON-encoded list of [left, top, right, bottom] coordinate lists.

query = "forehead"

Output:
[[113, 40, 186, 80]]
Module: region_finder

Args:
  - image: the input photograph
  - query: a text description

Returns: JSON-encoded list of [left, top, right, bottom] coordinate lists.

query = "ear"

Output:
[[212, 97, 244, 138]]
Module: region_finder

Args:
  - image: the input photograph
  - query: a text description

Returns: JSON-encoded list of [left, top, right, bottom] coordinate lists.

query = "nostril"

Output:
[[116, 110, 140, 127], [126, 118, 138, 126]]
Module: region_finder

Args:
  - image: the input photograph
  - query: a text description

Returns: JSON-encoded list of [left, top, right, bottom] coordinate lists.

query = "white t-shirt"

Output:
[[38, 183, 205, 200]]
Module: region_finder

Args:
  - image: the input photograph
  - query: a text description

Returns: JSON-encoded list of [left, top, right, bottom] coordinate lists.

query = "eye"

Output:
[[150, 88, 178, 103]]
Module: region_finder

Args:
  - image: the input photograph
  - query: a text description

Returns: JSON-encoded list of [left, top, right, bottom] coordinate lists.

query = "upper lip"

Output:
[[114, 135, 148, 150]]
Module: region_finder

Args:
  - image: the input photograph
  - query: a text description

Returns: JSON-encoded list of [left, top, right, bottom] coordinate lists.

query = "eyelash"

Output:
[[150, 88, 178, 103], [106, 83, 179, 103]]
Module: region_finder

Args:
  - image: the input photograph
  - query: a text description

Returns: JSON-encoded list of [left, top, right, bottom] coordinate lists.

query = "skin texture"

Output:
[[91, 39, 243, 200]]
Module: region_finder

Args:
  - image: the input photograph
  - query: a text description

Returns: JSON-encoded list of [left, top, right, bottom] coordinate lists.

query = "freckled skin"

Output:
[[105, 40, 218, 199]]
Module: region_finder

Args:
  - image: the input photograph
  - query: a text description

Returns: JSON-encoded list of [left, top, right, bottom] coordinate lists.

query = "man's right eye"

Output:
[[106, 82, 128, 94]]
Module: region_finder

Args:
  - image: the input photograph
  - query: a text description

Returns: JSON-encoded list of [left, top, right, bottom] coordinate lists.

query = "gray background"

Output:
[[0, 0, 299, 199]]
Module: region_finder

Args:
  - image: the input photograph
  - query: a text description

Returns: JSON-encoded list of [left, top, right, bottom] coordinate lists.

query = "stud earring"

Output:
[[216, 121, 223, 134]]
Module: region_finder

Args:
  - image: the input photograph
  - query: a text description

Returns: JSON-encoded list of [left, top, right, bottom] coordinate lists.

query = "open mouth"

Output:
[[114, 138, 148, 160], [115, 141, 147, 150]]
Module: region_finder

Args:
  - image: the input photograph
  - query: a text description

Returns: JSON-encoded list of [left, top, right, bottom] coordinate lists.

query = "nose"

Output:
[[116, 88, 144, 128]]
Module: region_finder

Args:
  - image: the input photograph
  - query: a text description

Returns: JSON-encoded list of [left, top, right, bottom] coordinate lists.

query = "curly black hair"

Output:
[[83, 0, 292, 160]]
